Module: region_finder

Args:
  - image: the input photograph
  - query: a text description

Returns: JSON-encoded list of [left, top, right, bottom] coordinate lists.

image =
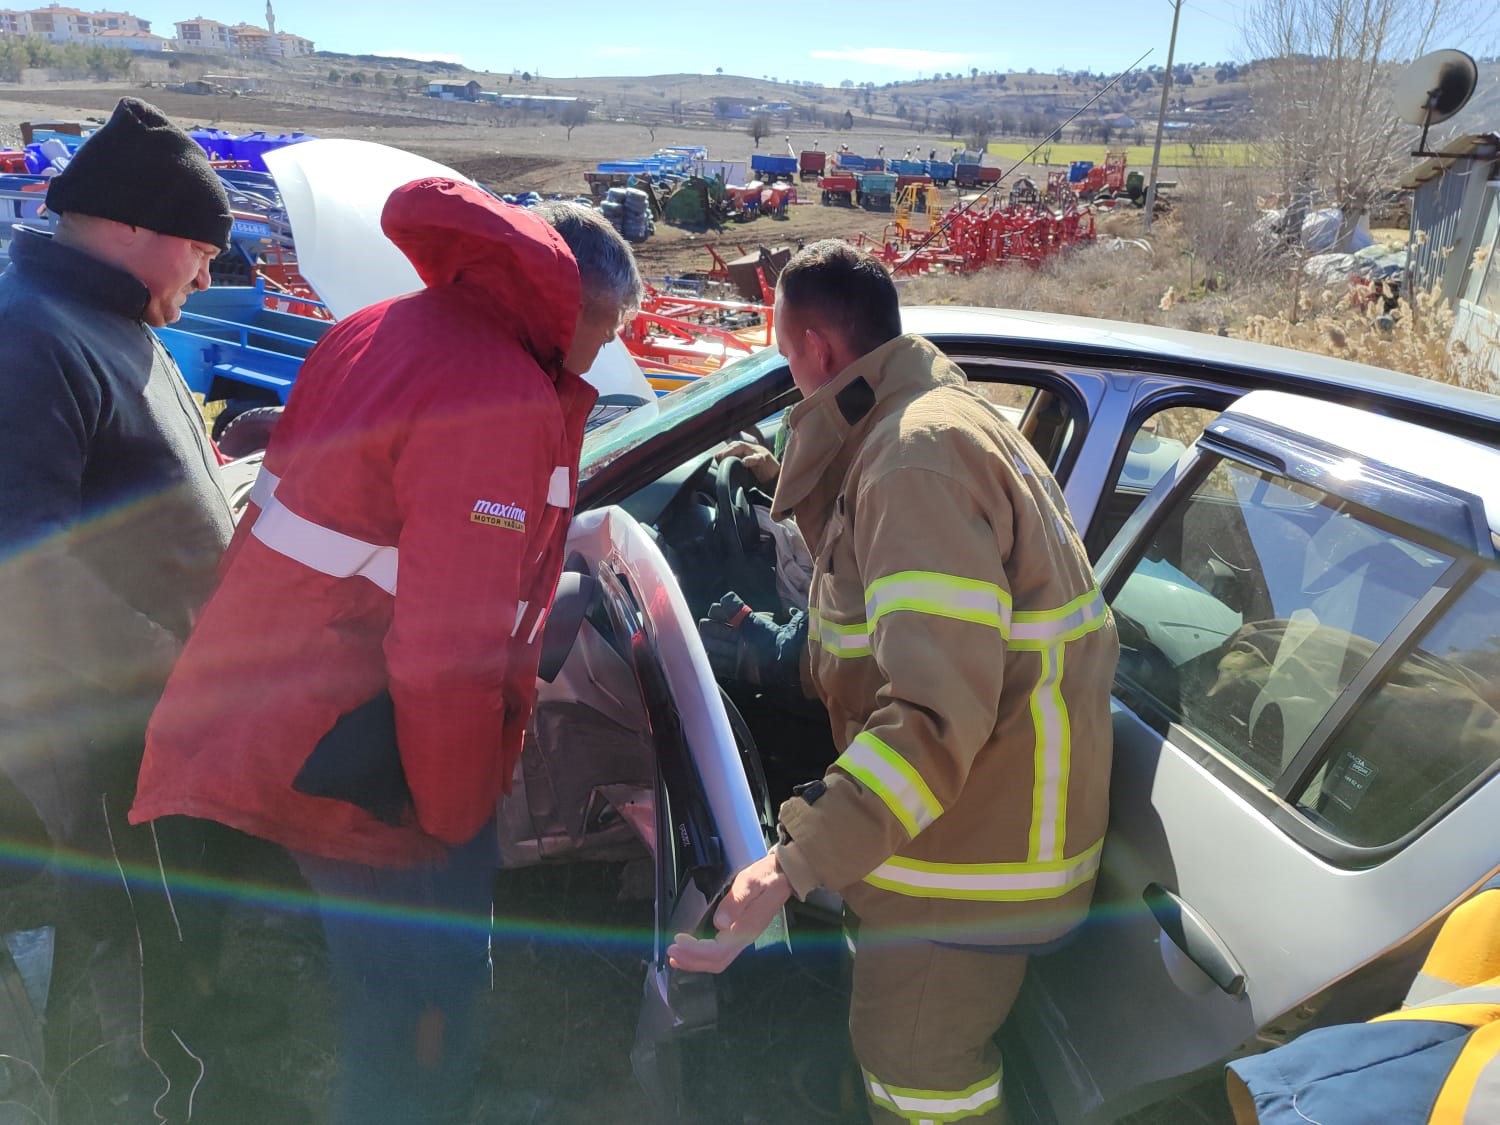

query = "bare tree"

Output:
[[966, 110, 996, 151], [560, 100, 590, 140], [748, 113, 772, 148], [1244, 0, 1472, 249]]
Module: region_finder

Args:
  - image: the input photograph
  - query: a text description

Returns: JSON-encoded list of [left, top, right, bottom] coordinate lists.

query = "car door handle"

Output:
[[1144, 883, 1247, 996]]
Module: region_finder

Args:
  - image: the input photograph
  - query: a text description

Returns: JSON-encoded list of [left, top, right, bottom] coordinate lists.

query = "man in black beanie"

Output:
[[0, 98, 295, 1122]]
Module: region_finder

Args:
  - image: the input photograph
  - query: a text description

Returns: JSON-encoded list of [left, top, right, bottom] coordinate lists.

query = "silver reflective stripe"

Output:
[[1411, 984, 1500, 1012], [250, 484, 399, 596], [863, 840, 1103, 902], [547, 465, 570, 507], [835, 732, 943, 839], [809, 608, 872, 658], [1027, 644, 1068, 863], [864, 1068, 1003, 1121], [1010, 586, 1108, 649], [511, 600, 529, 638], [864, 571, 1012, 633], [1406, 970, 1464, 1007]]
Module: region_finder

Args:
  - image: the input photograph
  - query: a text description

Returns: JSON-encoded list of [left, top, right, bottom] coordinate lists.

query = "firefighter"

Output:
[[671, 241, 1118, 1123]]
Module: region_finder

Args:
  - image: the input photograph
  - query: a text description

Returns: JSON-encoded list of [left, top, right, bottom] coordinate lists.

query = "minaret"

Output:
[[265, 0, 276, 34]]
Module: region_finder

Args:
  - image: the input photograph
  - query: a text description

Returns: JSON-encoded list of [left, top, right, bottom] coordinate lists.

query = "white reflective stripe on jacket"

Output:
[[249, 469, 399, 596]]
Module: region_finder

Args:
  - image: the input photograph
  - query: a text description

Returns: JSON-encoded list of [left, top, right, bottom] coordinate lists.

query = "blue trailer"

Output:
[[927, 160, 956, 186], [157, 282, 332, 435], [749, 153, 797, 178]]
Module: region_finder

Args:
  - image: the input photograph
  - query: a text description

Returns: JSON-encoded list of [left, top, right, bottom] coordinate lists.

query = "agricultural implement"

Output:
[[749, 153, 797, 180], [855, 171, 897, 211], [622, 286, 775, 390], [862, 194, 1096, 278], [798, 149, 827, 181], [156, 281, 332, 434], [819, 171, 857, 206]]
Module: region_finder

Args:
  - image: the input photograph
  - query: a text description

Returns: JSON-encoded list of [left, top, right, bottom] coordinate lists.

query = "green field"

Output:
[[984, 141, 1258, 167]]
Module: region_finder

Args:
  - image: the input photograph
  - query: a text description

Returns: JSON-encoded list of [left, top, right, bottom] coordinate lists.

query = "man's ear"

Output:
[[804, 325, 838, 377]]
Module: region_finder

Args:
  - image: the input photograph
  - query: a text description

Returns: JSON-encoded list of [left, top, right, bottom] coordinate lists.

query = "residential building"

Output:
[[173, 16, 234, 51], [274, 31, 310, 56], [2, 5, 150, 43], [96, 25, 164, 50]]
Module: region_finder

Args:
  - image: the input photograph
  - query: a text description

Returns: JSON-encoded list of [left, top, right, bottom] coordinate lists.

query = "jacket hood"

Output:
[[381, 178, 580, 377]]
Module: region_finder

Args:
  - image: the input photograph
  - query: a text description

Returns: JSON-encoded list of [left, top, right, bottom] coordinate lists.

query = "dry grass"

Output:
[[900, 178, 1495, 391], [1234, 286, 1498, 392], [899, 207, 1291, 336]]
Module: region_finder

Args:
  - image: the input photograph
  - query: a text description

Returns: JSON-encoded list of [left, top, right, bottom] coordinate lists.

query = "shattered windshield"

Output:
[[579, 347, 789, 484]]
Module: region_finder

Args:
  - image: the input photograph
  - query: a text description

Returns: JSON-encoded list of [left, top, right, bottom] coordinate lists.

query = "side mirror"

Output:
[[538, 570, 601, 683]]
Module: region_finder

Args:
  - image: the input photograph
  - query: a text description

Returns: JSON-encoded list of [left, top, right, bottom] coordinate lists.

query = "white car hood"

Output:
[[263, 138, 655, 405]]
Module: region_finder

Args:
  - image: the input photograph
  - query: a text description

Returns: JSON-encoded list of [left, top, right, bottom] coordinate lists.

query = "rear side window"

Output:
[[1297, 570, 1500, 845], [1110, 456, 1477, 821]]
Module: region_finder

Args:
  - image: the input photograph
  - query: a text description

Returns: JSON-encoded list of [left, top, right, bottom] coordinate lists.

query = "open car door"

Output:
[[1009, 391, 1500, 1122], [521, 506, 779, 1119]]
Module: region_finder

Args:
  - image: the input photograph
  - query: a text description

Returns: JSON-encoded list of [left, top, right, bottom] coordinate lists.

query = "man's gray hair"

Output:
[[532, 200, 643, 316]]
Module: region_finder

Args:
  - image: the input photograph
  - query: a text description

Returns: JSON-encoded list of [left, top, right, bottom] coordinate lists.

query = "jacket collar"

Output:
[[771, 334, 962, 522], [8, 226, 151, 321]]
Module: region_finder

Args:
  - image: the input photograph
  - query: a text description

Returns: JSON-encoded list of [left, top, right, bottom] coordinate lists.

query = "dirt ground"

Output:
[[0, 84, 1195, 282]]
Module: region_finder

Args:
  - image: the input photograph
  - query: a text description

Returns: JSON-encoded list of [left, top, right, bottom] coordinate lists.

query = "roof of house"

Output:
[[1398, 133, 1500, 190]]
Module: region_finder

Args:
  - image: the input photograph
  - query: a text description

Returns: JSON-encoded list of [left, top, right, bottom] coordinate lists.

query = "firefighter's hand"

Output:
[[717, 440, 780, 487], [668, 853, 791, 974]]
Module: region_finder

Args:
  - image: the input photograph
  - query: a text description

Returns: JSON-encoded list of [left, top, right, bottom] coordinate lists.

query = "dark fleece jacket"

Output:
[[0, 227, 232, 743]]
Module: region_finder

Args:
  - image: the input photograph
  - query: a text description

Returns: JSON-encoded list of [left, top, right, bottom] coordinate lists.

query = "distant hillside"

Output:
[[178, 53, 1498, 147]]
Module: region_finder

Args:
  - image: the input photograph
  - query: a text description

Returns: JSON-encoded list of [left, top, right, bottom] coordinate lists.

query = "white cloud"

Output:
[[371, 50, 464, 65], [809, 46, 977, 71]]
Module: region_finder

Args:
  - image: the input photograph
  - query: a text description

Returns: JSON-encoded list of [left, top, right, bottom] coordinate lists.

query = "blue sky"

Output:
[[137, 1, 1250, 82]]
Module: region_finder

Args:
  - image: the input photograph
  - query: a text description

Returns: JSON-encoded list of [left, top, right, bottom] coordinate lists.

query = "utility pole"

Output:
[[1143, 0, 1181, 233]]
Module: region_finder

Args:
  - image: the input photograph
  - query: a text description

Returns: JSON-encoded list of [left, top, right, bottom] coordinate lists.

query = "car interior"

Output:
[[497, 361, 1095, 894]]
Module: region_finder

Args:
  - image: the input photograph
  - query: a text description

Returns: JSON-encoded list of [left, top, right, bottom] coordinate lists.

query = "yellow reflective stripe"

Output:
[[865, 570, 1013, 633], [864, 839, 1103, 902], [1009, 585, 1108, 650], [836, 732, 944, 839], [809, 608, 872, 659], [1430, 1019, 1500, 1124], [1027, 644, 1069, 863], [865, 1068, 1003, 1123]]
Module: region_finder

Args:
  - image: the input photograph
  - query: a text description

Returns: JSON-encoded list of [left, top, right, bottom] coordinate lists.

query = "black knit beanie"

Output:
[[46, 98, 233, 251]]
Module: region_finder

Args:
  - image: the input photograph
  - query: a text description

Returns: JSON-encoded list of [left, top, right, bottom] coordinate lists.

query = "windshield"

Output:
[[580, 346, 790, 484]]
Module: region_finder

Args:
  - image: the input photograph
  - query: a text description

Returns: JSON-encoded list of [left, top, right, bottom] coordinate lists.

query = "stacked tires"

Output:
[[600, 186, 653, 243]]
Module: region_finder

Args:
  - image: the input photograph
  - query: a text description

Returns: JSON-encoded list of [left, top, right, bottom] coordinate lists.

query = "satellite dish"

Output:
[[1394, 50, 1478, 153]]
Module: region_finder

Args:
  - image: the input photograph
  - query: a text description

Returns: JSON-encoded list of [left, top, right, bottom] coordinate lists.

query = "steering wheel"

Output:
[[714, 456, 762, 568]]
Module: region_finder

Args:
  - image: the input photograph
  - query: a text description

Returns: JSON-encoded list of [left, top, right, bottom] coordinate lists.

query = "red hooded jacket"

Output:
[[130, 179, 597, 865]]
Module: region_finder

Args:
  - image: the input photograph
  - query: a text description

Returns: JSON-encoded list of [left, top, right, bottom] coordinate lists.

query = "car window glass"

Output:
[[966, 378, 1075, 475], [1090, 403, 1220, 559], [1111, 456, 1454, 784], [1296, 568, 1500, 846]]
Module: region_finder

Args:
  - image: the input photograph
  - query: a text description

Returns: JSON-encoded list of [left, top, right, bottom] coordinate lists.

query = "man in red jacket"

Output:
[[131, 185, 641, 1124]]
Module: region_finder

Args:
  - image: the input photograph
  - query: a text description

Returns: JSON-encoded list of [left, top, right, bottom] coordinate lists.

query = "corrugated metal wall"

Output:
[[1407, 167, 1472, 297]]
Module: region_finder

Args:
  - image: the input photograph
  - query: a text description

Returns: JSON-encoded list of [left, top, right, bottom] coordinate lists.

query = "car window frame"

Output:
[[943, 355, 1093, 485], [1100, 421, 1500, 870], [1085, 386, 1239, 560]]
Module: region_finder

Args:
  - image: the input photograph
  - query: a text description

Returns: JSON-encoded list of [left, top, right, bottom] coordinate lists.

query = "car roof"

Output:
[[1228, 389, 1500, 538], [902, 305, 1500, 438]]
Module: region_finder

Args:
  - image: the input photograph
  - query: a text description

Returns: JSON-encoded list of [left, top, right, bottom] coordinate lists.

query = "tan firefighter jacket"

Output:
[[771, 334, 1119, 947]]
